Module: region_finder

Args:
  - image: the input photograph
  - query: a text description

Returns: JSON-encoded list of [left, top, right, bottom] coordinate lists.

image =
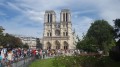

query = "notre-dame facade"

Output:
[[42, 9, 76, 50]]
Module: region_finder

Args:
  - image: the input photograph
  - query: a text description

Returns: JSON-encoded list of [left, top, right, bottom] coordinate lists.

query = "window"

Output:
[[47, 33, 49, 36], [55, 30, 60, 36], [64, 46, 68, 50], [48, 14, 49, 22], [63, 13, 65, 22], [55, 40, 60, 49], [66, 32, 68, 36], [47, 42, 51, 50], [66, 13, 68, 22], [64, 41, 68, 50], [50, 14, 52, 22], [63, 32, 65, 36], [50, 32, 52, 36]]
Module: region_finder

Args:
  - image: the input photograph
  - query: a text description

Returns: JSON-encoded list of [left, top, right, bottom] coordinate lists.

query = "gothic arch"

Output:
[[63, 41, 69, 50], [46, 42, 51, 49], [55, 40, 60, 49]]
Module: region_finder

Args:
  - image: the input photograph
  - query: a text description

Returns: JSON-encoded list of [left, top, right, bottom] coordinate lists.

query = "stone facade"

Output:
[[15, 35, 37, 49], [42, 9, 76, 50], [20, 37, 37, 49]]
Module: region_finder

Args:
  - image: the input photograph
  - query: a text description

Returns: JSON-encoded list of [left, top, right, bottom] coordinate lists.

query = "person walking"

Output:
[[39, 49, 42, 59], [1, 49, 5, 60], [7, 49, 13, 67]]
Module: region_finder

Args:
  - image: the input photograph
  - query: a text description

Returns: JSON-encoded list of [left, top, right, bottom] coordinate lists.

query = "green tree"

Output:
[[0, 33, 23, 48], [77, 20, 115, 54], [109, 19, 120, 61], [0, 26, 5, 46], [36, 38, 43, 49], [3, 33, 23, 48], [0, 26, 4, 35], [0, 26, 23, 48], [23, 43, 29, 49], [77, 36, 97, 52], [114, 19, 120, 39]]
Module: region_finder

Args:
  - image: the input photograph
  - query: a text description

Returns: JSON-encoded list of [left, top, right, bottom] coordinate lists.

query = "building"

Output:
[[42, 9, 76, 50], [15, 35, 37, 49], [20, 37, 37, 49]]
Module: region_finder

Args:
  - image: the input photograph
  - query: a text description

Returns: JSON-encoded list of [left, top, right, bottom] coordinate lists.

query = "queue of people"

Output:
[[0, 47, 80, 67], [0, 48, 41, 67]]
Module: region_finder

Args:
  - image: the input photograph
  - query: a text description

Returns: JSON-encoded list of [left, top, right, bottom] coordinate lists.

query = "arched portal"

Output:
[[55, 40, 60, 49], [64, 41, 69, 50], [47, 42, 51, 49]]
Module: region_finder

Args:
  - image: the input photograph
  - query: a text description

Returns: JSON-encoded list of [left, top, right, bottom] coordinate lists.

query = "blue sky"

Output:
[[0, 0, 120, 38]]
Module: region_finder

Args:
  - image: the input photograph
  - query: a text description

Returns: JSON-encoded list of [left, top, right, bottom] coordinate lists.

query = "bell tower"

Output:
[[60, 9, 73, 49], [44, 10, 56, 23], [60, 9, 71, 23], [44, 10, 56, 37]]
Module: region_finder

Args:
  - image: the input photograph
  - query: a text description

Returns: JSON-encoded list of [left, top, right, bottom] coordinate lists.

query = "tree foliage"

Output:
[[0, 26, 5, 47], [36, 38, 43, 49], [109, 19, 120, 61], [22, 43, 29, 49], [77, 20, 115, 53], [114, 19, 120, 38], [2, 33, 23, 48], [0, 26, 4, 35], [0, 26, 23, 48], [77, 36, 97, 52]]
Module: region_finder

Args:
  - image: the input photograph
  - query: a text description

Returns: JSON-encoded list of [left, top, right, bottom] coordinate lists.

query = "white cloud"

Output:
[[0, 14, 43, 38], [17, 0, 70, 10], [25, 10, 44, 22], [97, 0, 120, 25], [7, 2, 23, 12], [1, 0, 120, 38], [73, 9, 97, 15]]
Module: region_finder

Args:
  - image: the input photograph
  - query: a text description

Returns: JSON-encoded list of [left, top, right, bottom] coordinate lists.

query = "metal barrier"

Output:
[[0, 57, 35, 67]]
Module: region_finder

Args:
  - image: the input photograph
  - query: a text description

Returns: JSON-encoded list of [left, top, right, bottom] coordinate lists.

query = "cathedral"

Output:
[[42, 9, 76, 50]]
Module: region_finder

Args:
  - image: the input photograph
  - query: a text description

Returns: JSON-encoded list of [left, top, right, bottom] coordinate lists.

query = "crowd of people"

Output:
[[0, 48, 39, 67], [0, 48, 80, 67]]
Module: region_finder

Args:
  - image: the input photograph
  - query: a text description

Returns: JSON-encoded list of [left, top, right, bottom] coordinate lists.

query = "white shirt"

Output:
[[7, 52, 13, 61], [1, 49, 5, 59]]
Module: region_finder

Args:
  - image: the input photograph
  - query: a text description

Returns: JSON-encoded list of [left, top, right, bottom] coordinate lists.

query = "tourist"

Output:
[[7, 49, 13, 67], [35, 50, 39, 59], [42, 50, 45, 59], [39, 49, 42, 59], [1, 49, 4, 60]]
